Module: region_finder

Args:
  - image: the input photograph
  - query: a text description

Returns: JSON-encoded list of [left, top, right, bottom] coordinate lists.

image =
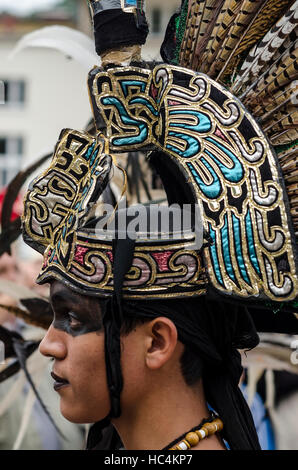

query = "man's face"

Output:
[[39, 281, 110, 423]]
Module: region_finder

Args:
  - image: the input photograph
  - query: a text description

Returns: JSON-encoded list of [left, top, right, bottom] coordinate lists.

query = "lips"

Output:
[[51, 371, 70, 391]]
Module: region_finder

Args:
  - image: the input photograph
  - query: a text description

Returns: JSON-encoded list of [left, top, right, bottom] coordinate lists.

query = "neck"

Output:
[[112, 378, 225, 450]]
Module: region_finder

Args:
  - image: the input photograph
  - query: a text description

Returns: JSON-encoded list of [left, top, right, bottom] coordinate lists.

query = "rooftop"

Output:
[[0, 3, 78, 40]]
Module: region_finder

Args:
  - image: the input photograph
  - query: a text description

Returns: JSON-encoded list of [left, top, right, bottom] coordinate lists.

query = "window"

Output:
[[1, 80, 26, 107], [152, 8, 162, 34], [0, 136, 23, 188]]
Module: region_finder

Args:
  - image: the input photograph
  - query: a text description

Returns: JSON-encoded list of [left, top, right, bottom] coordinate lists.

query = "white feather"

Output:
[[232, 0, 298, 91], [13, 385, 37, 450], [11, 351, 51, 449], [265, 369, 275, 410], [246, 366, 264, 407], [9, 25, 100, 71], [0, 350, 50, 416], [0, 370, 27, 417]]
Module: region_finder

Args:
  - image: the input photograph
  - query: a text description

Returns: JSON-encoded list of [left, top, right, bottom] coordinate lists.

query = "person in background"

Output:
[[0, 248, 86, 450]]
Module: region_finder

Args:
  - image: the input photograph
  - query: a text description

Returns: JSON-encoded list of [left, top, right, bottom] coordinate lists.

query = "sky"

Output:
[[0, 0, 61, 15]]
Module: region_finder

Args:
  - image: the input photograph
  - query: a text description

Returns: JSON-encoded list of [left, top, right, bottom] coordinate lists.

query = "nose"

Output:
[[39, 324, 67, 360]]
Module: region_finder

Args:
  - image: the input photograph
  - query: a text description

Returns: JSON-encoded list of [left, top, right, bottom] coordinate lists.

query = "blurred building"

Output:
[[0, 0, 180, 190], [0, 3, 90, 188]]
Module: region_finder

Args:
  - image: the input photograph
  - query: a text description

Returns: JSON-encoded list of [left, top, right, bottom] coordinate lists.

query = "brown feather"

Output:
[[190, 0, 225, 70], [199, 0, 240, 73], [265, 108, 298, 135], [270, 128, 298, 145], [217, 0, 293, 82], [181, 0, 226, 71], [180, 0, 203, 68], [232, 0, 298, 92], [251, 82, 294, 119], [190, 0, 219, 70], [207, 0, 265, 78], [243, 46, 298, 109], [0, 302, 52, 330]]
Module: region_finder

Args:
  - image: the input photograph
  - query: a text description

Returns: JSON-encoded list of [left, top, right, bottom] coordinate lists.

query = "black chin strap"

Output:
[[87, 237, 135, 449], [104, 237, 136, 419]]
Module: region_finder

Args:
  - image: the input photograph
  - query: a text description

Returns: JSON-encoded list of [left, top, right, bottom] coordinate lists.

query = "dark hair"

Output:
[[119, 306, 203, 386], [104, 295, 261, 450]]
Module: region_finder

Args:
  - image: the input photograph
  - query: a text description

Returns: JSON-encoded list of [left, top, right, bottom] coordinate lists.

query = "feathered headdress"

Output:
[[13, 0, 298, 450], [20, 0, 298, 320]]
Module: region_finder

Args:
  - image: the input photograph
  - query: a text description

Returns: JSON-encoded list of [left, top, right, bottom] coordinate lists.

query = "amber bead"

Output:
[[214, 419, 223, 431], [203, 422, 217, 434], [185, 432, 199, 446]]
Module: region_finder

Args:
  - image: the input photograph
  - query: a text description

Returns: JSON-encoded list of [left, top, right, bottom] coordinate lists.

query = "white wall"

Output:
[[0, 40, 92, 169], [143, 0, 181, 61], [0, 0, 182, 172]]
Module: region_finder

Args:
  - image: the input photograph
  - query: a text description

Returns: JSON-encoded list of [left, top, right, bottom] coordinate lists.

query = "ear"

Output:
[[145, 317, 178, 371]]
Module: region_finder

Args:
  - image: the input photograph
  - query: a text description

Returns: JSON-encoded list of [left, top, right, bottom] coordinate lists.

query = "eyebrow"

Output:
[[51, 290, 78, 305]]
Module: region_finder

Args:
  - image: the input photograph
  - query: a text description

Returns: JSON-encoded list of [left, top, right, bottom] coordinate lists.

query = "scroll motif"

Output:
[[89, 64, 298, 301], [37, 232, 207, 299], [22, 128, 112, 257], [22, 127, 207, 299]]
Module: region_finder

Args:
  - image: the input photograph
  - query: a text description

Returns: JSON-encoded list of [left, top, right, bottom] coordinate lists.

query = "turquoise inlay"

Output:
[[232, 213, 251, 285], [82, 183, 91, 202], [169, 110, 212, 134], [205, 137, 244, 182], [167, 131, 200, 158], [129, 97, 158, 116], [120, 80, 147, 98], [102, 97, 148, 147], [62, 226, 67, 238], [245, 209, 261, 275], [84, 143, 95, 161], [49, 249, 56, 262], [221, 214, 236, 282], [90, 148, 99, 166], [208, 223, 224, 286], [186, 160, 222, 199]]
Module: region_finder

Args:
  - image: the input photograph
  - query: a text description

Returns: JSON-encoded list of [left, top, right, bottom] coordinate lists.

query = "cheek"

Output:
[[120, 333, 146, 404], [60, 332, 111, 423]]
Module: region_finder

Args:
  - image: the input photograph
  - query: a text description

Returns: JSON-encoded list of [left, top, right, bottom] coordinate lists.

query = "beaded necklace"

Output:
[[162, 413, 224, 450]]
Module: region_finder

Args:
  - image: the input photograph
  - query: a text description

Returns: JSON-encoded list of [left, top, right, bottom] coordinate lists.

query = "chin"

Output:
[[60, 401, 109, 424]]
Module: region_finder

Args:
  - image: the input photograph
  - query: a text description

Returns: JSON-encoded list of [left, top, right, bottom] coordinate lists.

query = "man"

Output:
[[38, 277, 259, 450], [0, 249, 86, 449]]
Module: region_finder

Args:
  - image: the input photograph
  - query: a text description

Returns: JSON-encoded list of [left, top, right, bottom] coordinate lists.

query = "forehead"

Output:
[[50, 281, 103, 311]]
